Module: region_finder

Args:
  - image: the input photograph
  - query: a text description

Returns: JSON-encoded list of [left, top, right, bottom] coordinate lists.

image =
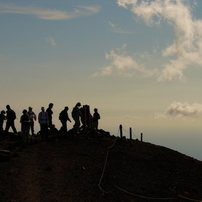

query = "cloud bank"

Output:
[[116, 0, 202, 82], [165, 102, 202, 117], [156, 101, 202, 119], [0, 3, 100, 20]]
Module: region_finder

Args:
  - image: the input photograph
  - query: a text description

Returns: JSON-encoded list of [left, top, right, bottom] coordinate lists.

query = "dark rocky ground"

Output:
[[0, 130, 202, 202]]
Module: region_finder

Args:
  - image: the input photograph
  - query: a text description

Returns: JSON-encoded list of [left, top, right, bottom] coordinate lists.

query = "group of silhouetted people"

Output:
[[0, 103, 100, 141]]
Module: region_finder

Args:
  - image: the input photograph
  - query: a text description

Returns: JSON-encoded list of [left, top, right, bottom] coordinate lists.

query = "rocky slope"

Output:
[[0, 131, 202, 202]]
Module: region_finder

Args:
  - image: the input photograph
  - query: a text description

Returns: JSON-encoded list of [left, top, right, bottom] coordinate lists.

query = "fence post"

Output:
[[129, 127, 132, 139], [141, 133, 143, 142], [119, 125, 123, 138]]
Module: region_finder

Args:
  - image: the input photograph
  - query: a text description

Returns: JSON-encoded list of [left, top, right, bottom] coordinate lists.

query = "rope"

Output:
[[98, 130, 119, 193], [98, 148, 113, 193], [122, 126, 138, 139], [132, 131, 138, 139], [122, 128, 129, 133], [98, 126, 202, 202], [178, 195, 202, 202], [115, 186, 176, 201]]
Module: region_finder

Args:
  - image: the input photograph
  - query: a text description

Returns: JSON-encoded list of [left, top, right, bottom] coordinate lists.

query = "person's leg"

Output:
[[30, 121, 34, 135], [63, 121, 67, 135], [5, 121, 10, 133], [40, 124, 45, 140], [10, 121, 17, 133]]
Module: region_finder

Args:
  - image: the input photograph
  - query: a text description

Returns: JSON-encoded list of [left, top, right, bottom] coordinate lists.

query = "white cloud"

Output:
[[157, 59, 187, 82], [108, 21, 135, 34], [92, 45, 158, 78], [117, 0, 202, 82], [76, 5, 100, 16], [46, 37, 56, 47], [160, 102, 202, 119], [0, 3, 100, 20]]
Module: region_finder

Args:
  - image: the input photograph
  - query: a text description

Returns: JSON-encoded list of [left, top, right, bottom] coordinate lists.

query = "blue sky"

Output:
[[1, 0, 202, 160]]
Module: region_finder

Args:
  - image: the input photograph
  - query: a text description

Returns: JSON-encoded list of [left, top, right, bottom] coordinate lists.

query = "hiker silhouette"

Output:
[[5, 105, 17, 134]]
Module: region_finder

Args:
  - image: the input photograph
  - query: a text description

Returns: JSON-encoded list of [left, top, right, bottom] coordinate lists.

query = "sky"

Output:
[[1, 0, 202, 160]]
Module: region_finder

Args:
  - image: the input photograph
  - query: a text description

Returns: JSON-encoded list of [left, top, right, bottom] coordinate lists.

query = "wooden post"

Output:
[[119, 125, 123, 138], [129, 127, 132, 139], [141, 133, 143, 142]]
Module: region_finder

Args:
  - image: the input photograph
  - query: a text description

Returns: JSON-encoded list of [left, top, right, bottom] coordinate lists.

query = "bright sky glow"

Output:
[[1, 0, 202, 160]]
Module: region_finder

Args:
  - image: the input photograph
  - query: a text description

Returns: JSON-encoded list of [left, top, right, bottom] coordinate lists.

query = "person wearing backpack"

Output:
[[5, 105, 17, 134], [59, 106, 71, 136]]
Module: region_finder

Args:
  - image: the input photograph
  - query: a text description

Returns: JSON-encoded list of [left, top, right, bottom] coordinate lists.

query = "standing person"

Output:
[[5, 105, 17, 134], [72, 102, 82, 133], [0, 110, 6, 132], [46, 103, 54, 131], [27, 107, 36, 138], [92, 108, 100, 130], [59, 106, 71, 136], [38, 107, 49, 140], [20, 109, 30, 142]]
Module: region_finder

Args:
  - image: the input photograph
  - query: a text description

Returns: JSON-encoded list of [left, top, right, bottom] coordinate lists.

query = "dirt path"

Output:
[[3, 136, 112, 201]]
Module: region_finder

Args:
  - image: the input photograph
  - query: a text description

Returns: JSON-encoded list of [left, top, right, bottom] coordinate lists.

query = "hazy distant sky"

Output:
[[1, 0, 202, 160]]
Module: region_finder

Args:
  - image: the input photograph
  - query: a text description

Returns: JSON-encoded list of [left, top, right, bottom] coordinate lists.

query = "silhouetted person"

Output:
[[46, 103, 54, 131], [92, 108, 100, 130], [5, 105, 17, 134], [72, 102, 82, 133], [27, 106, 36, 138], [20, 109, 30, 142], [0, 110, 6, 133], [38, 107, 49, 140], [59, 106, 71, 135]]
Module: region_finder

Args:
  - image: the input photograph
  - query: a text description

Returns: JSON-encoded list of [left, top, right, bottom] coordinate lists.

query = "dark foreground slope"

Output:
[[0, 131, 202, 202]]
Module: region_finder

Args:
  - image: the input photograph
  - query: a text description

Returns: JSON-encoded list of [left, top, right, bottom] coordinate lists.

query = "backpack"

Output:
[[11, 110, 16, 120], [59, 111, 64, 121], [59, 112, 62, 120]]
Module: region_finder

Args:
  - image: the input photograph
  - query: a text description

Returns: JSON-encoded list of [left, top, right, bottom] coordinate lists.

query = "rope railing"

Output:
[[116, 185, 202, 201], [98, 129, 119, 193], [115, 186, 176, 201], [98, 126, 202, 202], [121, 125, 139, 140], [123, 126, 139, 140], [178, 195, 202, 202]]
